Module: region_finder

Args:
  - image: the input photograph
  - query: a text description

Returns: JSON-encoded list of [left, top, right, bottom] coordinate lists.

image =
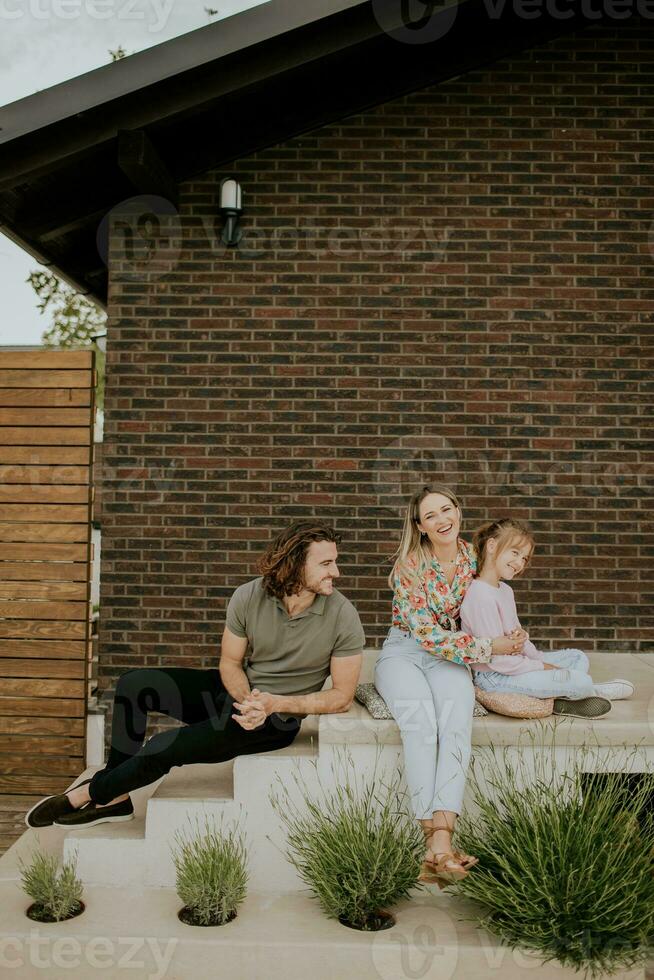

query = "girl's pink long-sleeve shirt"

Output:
[[460, 578, 547, 675]]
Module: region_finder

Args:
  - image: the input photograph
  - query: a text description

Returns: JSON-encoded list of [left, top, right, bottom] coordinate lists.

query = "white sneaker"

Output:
[[593, 679, 634, 701]]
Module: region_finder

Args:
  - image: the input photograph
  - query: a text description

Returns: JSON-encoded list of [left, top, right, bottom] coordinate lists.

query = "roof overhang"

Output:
[[0, 0, 631, 306]]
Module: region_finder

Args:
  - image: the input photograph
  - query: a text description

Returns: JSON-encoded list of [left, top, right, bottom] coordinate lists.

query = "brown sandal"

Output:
[[422, 824, 478, 867], [419, 823, 477, 888], [453, 848, 479, 871]]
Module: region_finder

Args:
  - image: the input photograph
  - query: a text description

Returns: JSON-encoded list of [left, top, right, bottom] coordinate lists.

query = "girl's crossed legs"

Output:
[[473, 648, 594, 699]]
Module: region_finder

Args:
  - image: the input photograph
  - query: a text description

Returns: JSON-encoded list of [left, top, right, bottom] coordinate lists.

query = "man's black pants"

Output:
[[88, 667, 301, 805]]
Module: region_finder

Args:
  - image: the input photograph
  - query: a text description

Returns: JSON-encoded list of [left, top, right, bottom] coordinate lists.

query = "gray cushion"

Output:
[[355, 682, 488, 719]]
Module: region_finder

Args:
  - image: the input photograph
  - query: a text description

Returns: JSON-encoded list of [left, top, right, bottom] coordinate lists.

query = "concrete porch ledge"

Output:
[[319, 651, 654, 748], [85, 650, 654, 761]]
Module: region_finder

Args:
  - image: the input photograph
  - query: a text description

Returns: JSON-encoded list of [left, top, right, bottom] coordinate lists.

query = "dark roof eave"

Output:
[[0, 220, 107, 311], [0, 0, 367, 146]]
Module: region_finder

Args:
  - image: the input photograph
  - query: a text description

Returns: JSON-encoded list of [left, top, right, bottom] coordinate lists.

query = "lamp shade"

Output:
[[220, 178, 242, 211]]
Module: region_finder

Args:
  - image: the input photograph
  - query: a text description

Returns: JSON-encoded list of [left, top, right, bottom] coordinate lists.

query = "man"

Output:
[[26, 522, 364, 829]]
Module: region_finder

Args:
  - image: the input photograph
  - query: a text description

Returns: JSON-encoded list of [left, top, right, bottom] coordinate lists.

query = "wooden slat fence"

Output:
[[0, 350, 95, 843]]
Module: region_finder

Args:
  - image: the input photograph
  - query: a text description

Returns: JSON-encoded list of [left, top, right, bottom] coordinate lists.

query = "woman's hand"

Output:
[[510, 628, 529, 645], [491, 635, 524, 656]]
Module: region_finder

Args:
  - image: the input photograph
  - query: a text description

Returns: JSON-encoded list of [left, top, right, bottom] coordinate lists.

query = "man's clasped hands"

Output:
[[232, 689, 276, 730]]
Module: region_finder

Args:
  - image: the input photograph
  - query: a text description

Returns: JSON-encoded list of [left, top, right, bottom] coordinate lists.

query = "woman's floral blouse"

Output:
[[391, 539, 493, 666]]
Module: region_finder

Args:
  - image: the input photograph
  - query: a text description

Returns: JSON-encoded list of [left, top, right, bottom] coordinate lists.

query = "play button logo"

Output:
[[372, 0, 459, 44]]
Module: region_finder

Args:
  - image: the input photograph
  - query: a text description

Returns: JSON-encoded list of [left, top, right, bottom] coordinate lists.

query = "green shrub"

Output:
[[270, 750, 424, 930], [454, 733, 654, 977], [171, 816, 248, 926], [18, 848, 83, 922]]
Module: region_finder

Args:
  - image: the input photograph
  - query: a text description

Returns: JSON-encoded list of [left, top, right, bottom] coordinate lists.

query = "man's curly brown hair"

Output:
[[257, 521, 341, 600]]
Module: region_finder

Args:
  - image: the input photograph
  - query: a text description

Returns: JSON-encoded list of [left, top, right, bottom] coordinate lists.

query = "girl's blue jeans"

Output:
[[472, 648, 594, 699]]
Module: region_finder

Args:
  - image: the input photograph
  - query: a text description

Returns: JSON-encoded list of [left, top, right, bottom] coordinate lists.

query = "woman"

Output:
[[374, 484, 524, 885]]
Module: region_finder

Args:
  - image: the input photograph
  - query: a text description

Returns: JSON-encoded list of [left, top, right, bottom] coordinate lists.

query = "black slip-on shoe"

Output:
[[25, 778, 93, 829], [553, 696, 611, 719], [55, 796, 134, 829]]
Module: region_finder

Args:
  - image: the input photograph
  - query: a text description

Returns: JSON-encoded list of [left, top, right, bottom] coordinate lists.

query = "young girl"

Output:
[[460, 519, 634, 718]]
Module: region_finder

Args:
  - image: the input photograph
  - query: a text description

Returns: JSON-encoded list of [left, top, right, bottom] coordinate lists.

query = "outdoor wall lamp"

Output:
[[219, 178, 243, 247]]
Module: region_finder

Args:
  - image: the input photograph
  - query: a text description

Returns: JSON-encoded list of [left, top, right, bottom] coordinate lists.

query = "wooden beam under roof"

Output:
[[117, 130, 178, 207], [37, 208, 111, 244]]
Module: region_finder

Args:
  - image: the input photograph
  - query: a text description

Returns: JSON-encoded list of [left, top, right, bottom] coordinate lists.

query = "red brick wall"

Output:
[[100, 20, 654, 710]]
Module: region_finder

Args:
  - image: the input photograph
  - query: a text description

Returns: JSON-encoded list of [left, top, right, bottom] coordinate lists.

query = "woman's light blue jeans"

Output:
[[374, 626, 475, 820], [473, 648, 593, 698]]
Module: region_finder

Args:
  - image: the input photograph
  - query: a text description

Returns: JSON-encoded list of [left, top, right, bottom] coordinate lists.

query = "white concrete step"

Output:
[[0, 879, 646, 980], [144, 758, 236, 837], [64, 722, 321, 892], [63, 769, 163, 887], [144, 760, 240, 889], [64, 762, 237, 888]]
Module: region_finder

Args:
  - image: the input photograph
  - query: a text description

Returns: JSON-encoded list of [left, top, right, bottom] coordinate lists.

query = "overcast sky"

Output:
[[0, 0, 264, 346]]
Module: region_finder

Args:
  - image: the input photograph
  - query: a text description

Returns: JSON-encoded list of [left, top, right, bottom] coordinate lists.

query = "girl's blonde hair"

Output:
[[388, 484, 462, 588], [473, 518, 534, 576]]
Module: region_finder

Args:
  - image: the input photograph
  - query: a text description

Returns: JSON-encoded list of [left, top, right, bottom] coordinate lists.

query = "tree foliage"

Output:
[[28, 269, 106, 408]]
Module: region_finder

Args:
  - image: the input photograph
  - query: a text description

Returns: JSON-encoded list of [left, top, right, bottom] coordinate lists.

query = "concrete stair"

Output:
[[65, 718, 321, 892], [68, 763, 238, 889], [60, 651, 654, 895]]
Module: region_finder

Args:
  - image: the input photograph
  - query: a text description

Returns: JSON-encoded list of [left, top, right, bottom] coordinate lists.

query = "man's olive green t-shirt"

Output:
[[225, 578, 365, 707]]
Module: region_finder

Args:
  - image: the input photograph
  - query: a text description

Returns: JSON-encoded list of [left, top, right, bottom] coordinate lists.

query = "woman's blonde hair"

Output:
[[388, 484, 462, 588], [473, 518, 534, 576]]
